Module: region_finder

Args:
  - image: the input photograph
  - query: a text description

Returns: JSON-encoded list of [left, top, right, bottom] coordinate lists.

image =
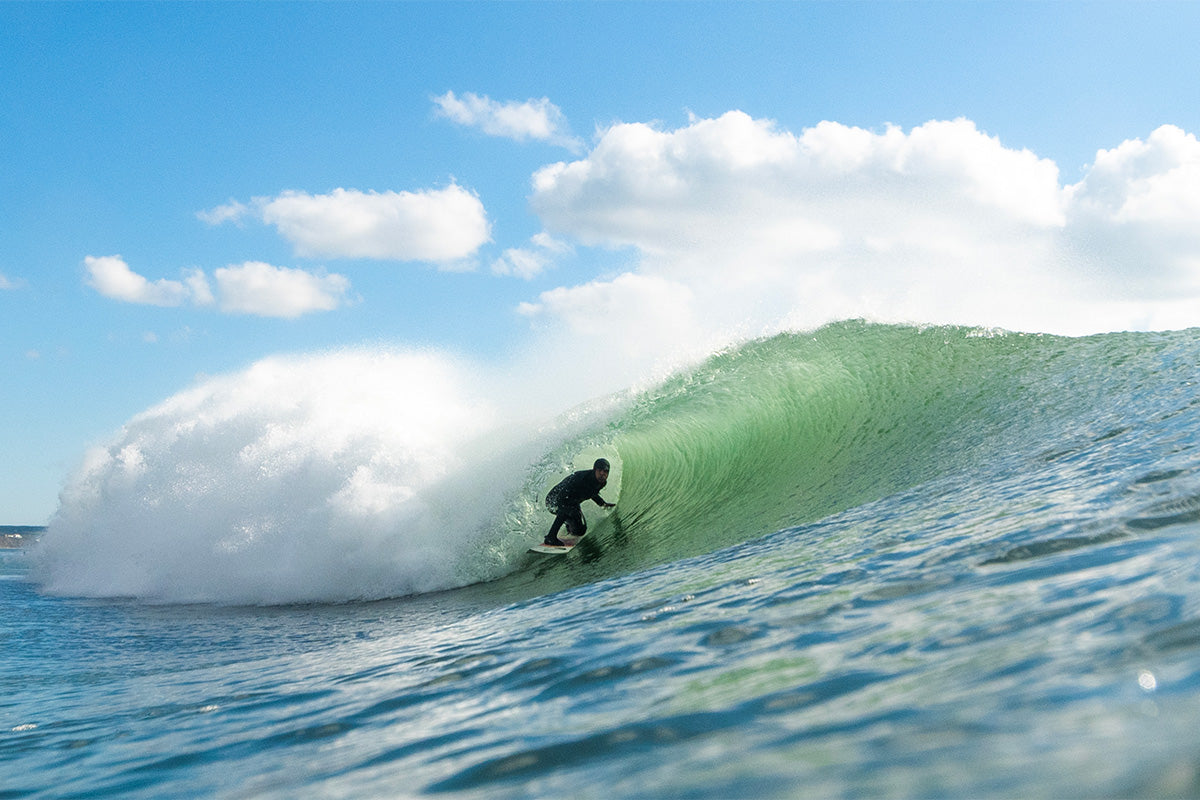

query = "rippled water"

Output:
[[9, 462, 1200, 798]]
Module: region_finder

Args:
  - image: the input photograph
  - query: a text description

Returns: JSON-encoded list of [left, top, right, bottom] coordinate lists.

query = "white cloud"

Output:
[[0, 271, 24, 290], [196, 199, 250, 226], [523, 112, 1200, 343], [83, 255, 350, 318], [1063, 124, 1200, 296], [214, 262, 353, 318], [491, 232, 572, 279], [186, 269, 215, 306], [519, 272, 701, 344], [84, 255, 197, 307], [492, 247, 549, 280], [532, 113, 1063, 259], [201, 186, 491, 266], [433, 91, 582, 151]]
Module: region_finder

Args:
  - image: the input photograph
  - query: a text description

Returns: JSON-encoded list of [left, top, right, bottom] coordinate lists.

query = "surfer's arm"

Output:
[[592, 494, 615, 508]]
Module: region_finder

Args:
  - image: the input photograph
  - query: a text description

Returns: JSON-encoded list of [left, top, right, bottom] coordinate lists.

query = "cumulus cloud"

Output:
[[83, 255, 350, 318], [433, 91, 582, 151], [522, 112, 1200, 349], [1063, 124, 1200, 297], [491, 232, 573, 279], [532, 113, 1063, 259], [519, 272, 707, 353], [195, 199, 250, 226], [215, 262, 353, 318], [201, 185, 491, 266], [84, 255, 204, 307]]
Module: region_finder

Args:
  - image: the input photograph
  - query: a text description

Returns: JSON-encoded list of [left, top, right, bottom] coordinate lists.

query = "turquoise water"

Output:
[[8, 322, 1200, 797]]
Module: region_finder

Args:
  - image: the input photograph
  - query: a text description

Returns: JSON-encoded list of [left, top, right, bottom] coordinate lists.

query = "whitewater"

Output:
[[8, 321, 1200, 797]]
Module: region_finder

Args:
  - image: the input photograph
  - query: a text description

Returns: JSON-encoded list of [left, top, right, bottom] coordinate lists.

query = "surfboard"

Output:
[[528, 535, 584, 555]]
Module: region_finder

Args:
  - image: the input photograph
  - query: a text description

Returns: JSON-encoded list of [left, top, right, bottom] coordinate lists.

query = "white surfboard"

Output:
[[528, 534, 585, 555]]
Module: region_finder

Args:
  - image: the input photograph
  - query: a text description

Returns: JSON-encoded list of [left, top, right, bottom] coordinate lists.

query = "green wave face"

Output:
[[494, 320, 1198, 600], [608, 323, 1009, 560], [541, 321, 1184, 573]]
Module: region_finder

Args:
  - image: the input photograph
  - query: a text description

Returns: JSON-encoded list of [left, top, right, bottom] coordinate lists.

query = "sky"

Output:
[[3, 1, 1200, 525]]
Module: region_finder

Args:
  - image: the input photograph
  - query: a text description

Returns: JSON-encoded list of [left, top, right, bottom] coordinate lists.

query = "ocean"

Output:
[[6, 321, 1200, 797]]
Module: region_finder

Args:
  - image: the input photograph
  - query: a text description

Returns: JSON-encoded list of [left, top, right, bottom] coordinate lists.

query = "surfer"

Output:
[[543, 458, 616, 547]]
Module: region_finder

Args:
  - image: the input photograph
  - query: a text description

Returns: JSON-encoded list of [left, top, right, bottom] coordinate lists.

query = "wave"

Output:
[[32, 322, 1200, 605]]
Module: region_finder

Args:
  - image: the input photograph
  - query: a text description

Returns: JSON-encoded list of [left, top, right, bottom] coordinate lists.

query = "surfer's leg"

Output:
[[545, 512, 569, 546], [565, 507, 587, 538]]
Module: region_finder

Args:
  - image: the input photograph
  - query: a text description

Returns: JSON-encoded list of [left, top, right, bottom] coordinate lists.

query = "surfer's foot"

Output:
[[543, 536, 566, 547]]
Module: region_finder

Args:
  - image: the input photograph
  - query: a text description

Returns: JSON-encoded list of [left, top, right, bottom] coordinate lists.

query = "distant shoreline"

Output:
[[0, 526, 45, 549]]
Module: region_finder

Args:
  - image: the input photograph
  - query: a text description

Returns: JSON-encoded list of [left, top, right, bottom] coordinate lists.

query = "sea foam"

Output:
[[33, 348, 550, 604]]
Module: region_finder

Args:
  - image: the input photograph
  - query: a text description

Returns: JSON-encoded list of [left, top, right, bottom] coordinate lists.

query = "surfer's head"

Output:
[[593, 458, 611, 483]]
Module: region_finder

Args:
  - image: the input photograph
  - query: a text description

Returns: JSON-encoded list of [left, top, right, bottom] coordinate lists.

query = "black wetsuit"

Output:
[[545, 469, 610, 543]]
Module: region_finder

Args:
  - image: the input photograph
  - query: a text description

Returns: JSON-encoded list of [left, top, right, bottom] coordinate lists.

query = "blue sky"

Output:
[[4, 1, 1200, 525]]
